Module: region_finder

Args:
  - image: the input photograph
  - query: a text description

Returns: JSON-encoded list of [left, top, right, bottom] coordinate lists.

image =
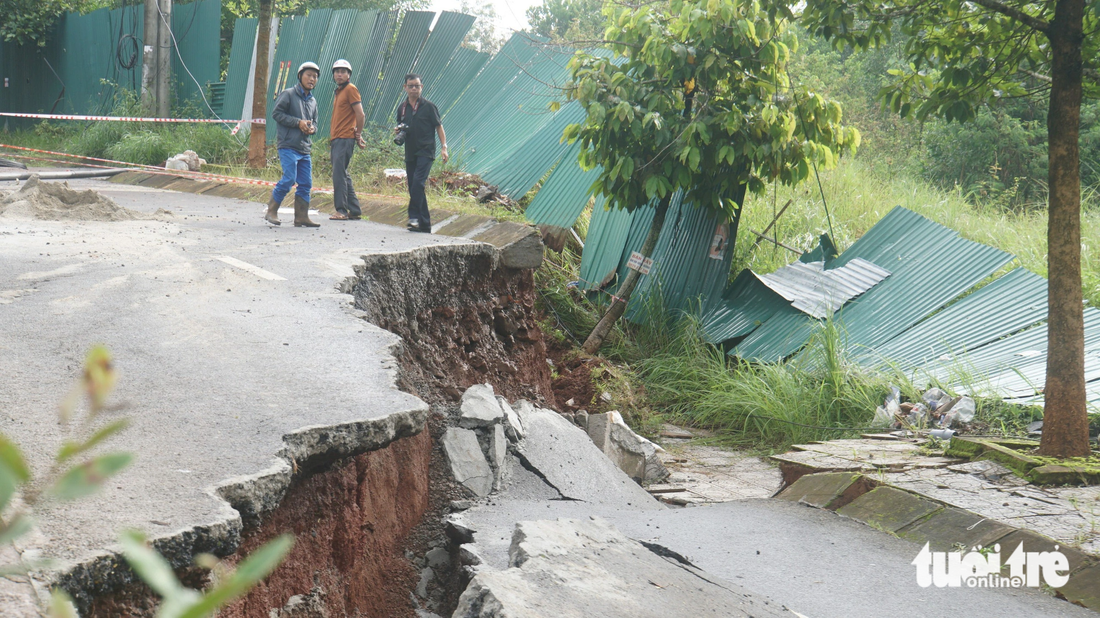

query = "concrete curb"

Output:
[[777, 471, 1100, 612]]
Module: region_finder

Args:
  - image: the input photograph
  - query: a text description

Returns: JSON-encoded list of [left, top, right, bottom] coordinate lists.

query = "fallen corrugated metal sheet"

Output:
[[367, 10, 434, 125], [578, 202, 639, 292], [732, 207, 1015, 362], [865, 268, 1048, 371], [757, 258, 890, 319], [624, 193, 740, 321], [411, 12, 476, 97], [523, 142, 603, 228], [479, 101, 585, 198], [426, 46, 490, 115]]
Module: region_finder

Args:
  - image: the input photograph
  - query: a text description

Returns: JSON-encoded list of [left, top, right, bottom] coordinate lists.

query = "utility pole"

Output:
[[248, 0, 274, 168], [155, 0, 172, 118], [141, 0, 158, 113]]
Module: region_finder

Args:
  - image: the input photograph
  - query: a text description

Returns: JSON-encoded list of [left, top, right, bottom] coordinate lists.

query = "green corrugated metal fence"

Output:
[[0, 0, 220, 122], [222, 17, 258, 120]]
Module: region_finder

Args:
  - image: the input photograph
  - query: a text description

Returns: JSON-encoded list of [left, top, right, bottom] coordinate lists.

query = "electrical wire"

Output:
[[154, 0, 246, 146]]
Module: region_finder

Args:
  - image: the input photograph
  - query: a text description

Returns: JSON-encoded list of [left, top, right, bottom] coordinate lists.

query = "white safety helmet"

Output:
[[332, 59, 353, 75], [297, 61, 321, 80]]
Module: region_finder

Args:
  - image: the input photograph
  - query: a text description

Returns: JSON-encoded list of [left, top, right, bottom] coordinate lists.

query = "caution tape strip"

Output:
[[0, 143, 399, 200], [0, 112, 264, 125]]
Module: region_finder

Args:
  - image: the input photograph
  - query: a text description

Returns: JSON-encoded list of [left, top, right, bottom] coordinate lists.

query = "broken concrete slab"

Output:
[[471, 222, 544, 270], [489, 424, 508, 491], [994, 530, 1094, 575], [513, 405, 661, 509], [776, 471, 870, 510], [452, 517, 793, 618], [459, 384, 504, 429], [836, 486, 943, 533], [1057, 563, 1100, 610], [498, 397, 524, 441], [586, 411, 669, 484], [897, 507, 1014, 552], [442, 427, 494, 498]]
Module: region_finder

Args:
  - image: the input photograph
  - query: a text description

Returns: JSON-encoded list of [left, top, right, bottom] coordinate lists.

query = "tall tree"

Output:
[[565, 0, 859, 353], [526, 0, 605, 41], [1, 0, 75, 46], [798, 0, 1098, 458], [248, 0, 272, 168]]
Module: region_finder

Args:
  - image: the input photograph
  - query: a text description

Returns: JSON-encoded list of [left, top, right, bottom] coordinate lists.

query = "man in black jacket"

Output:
[[396, 73, 447, 233], [265, 61, 321, 228]]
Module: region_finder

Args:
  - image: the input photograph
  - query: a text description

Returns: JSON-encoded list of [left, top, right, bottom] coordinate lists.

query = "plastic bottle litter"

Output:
[[922, 387, 948, 410], [941, 396, 976, 427]]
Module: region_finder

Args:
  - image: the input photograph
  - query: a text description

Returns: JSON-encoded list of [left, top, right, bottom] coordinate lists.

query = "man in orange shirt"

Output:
[[329, 59, 366, 220]]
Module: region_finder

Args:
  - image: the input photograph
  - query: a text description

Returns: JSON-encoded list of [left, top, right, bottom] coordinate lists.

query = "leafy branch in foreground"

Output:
[[0, 346, 292, 616]]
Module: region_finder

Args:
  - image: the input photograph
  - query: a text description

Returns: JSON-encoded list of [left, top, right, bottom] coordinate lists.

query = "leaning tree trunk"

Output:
[[248, 0, 274, 169], [1040, 0, 1091, 458], [581, 194, 672, 354]]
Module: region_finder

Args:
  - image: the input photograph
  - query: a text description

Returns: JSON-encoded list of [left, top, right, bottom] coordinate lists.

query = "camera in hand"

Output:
[[393, 123, 409, 146]]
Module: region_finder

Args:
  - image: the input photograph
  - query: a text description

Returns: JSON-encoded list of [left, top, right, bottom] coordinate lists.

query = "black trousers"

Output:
[[331, 138, 361, 217], [405, 155, 433, 229]]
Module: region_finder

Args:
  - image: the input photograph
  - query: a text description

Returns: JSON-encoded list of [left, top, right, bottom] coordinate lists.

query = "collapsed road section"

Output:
[[0, 177, 518, 616]]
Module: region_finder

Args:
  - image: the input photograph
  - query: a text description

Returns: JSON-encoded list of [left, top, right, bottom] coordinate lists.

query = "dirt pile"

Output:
[[0, 175, 153, 221]]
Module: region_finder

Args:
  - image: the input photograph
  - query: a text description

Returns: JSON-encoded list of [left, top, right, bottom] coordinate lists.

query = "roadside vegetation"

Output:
[[2, 10, 1097, 453]]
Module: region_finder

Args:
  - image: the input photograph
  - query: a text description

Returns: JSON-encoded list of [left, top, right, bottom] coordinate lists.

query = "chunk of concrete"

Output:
[[452, 518, 790, 618], [442, 427, 494, 498], [459, 384, 504, 428], [472, 222, 545, 270], [587, 411, 669, 484], [498, 397, 524, 441], [775, 471, 867, 510], [897, 507, 1013, 552], [513, 405, 661, 509], [836, 486, 942, 533], [490, 423, 509, 490]]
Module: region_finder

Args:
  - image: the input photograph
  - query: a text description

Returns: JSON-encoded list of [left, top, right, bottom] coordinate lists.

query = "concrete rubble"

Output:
[[587, 410, 670, 484], [451, 517, 794, 618]]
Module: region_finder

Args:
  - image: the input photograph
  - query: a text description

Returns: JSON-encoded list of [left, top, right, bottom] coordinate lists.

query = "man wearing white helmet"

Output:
[[328, 59, 366, 221], [265, 61, 321, 227]]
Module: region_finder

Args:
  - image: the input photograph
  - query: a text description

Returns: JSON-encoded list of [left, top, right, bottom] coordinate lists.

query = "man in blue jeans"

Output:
[[265, 61, 321, 227], [395, 73, 447, 233]]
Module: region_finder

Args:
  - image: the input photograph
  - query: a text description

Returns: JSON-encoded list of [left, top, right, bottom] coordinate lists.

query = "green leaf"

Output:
[[57, 420, 130, 464], [0, 434, 30, 513], [176, 535, 294, 618], [48, 589, 78, 618], [121, 530, 184, 599], [0, 514, 33, 545], [50, 453, 132, 500], [548, 101, 561, 112]]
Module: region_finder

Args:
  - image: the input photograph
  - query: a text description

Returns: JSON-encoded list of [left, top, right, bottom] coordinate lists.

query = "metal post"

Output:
[[141, 0, 158, 113], [155, 0, 172, 117]]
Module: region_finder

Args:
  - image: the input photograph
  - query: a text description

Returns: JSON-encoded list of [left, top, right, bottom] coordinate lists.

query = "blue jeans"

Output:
[[272, 148, 312, 203]]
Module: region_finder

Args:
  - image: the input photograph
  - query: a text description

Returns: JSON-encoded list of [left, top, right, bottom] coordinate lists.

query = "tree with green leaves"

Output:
[[526, 0, 605, 42], [564, 0, 859, 354], [797, 0, 1098, 457]]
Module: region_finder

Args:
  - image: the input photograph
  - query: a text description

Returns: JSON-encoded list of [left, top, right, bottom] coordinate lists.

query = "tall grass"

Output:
[[735, 157, 1100, 306], [617, 297, 911, 450]]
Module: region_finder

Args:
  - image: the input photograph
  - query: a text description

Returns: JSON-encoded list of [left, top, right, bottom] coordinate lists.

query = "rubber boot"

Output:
[[264, 197, 281, 226], [293, 195, 319, 228]]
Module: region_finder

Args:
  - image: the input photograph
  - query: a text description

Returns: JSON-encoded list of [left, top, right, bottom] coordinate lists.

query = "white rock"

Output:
[[587, 411, 669, 484], [459, 384, 504, 428], [442, 427, 493, 498], [497, 397, 524, 441]]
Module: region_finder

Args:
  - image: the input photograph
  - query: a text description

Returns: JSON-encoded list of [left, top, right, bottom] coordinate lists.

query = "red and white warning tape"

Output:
[[0, 143, 397, 200], [0, 112, 264, 125]]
